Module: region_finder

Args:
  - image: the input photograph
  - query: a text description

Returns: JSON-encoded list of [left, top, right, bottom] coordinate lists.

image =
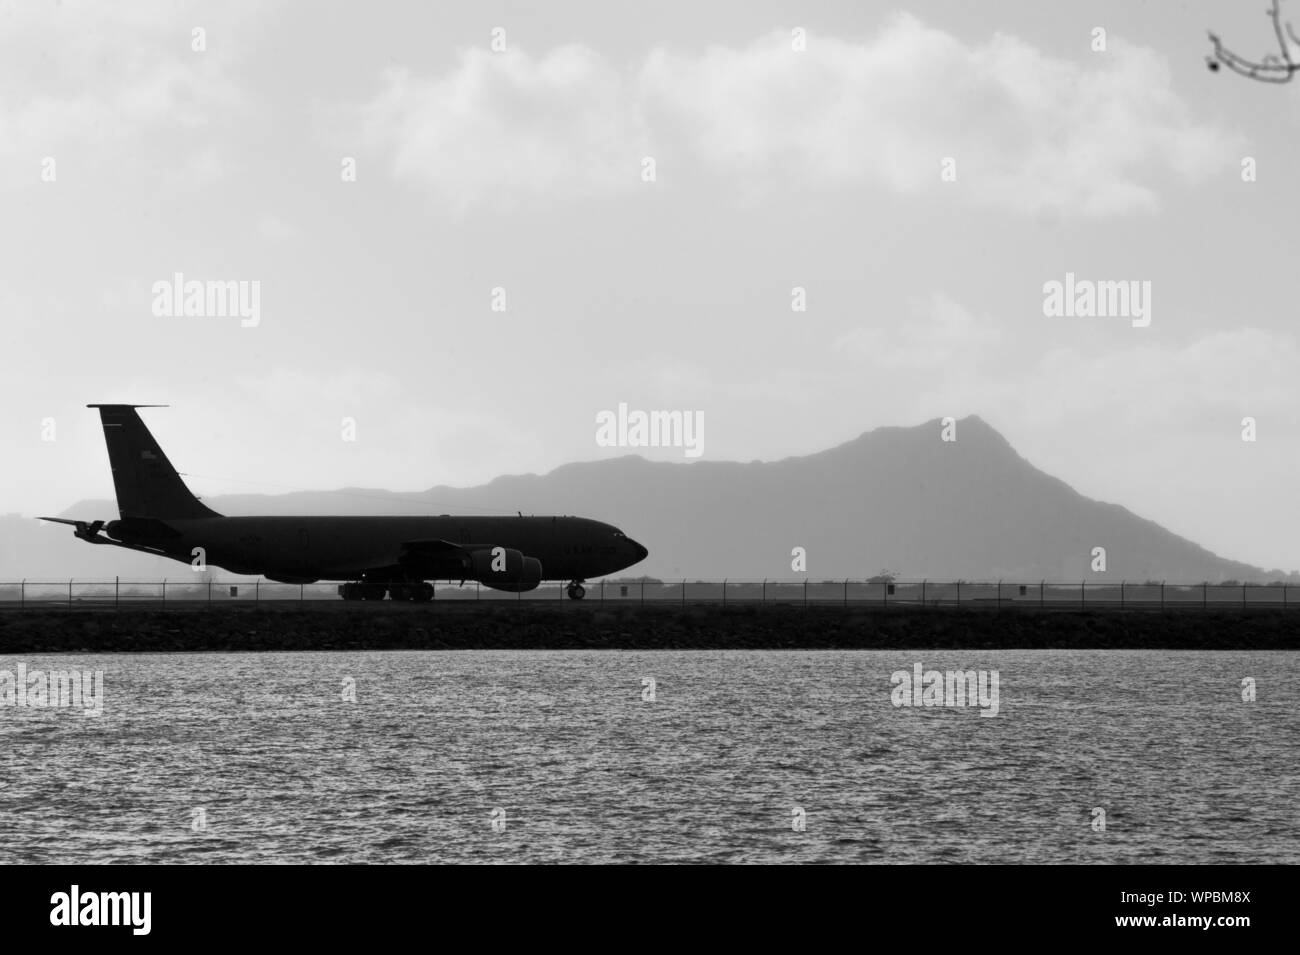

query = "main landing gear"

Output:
[[389, 582, 435, 603], [339, 583, 387, 601], [339, 581, 434, 602], [566, 580, 586, 601]]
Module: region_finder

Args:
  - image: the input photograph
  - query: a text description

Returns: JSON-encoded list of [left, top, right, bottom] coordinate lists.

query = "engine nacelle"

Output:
[[471, 548, 543, 592]]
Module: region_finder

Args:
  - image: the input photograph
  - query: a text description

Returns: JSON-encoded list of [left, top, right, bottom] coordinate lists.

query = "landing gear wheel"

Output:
[[361, 584, 387, 601], [566, 582, 586, 601], [388, 584, 412, 602], [413, 583, 434, 603]]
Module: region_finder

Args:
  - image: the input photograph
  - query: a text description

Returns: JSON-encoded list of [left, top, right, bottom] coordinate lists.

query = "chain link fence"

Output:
[[0, 578, 1294, 609]]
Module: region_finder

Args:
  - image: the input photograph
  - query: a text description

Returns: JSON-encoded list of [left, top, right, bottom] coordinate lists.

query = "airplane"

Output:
[[39, 404, 649, 601]]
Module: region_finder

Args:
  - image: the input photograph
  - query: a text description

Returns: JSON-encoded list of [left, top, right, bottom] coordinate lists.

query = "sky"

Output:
[[3, 0, 1299, 573]]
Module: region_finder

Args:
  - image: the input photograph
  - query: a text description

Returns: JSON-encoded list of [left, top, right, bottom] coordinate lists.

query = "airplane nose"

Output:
[[629, 538, 648, 562]]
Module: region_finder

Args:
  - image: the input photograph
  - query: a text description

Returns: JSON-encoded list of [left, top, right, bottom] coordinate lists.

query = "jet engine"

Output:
[[470, 547, 543, 592]]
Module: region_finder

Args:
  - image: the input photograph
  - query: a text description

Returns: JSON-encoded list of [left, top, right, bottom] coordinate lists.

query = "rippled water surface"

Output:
[[1, 650, 1295, 863]]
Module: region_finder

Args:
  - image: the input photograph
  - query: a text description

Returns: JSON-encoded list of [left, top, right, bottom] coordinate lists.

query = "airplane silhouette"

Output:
[[40, 405, 648, 601]]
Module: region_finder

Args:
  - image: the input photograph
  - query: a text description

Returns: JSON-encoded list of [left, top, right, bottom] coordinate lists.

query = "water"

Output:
[[0, 650, 1295, 864]]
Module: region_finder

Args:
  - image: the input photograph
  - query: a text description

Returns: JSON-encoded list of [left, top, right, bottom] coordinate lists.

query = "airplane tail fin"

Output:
[[88, 404, 221, 520]]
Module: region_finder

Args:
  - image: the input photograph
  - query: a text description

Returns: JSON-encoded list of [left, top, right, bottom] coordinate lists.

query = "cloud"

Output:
[[834, 293, 1002, 370], [221, 366, 553, 492], [645, 18, 1237, 216], [0, 2, 258, 176], [1015, 329, 1300, 430], [362, 46, 650, 211], [359, 16, 1238, 214], [257, 214, 300, 241]]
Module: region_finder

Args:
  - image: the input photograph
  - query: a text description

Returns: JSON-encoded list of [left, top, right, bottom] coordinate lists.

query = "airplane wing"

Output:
[[398, 538, 473, 579], [399, 539, 468, 555]]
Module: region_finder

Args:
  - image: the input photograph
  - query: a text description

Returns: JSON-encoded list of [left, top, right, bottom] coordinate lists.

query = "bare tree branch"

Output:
[[1207, 0, 1300, 83]]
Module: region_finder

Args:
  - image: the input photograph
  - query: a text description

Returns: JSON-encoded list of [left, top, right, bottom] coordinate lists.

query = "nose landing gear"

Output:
[[566, 581, 586, 601], [389, 582, 435, 602]]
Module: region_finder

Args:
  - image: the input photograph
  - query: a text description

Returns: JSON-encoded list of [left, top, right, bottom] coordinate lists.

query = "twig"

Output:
[[1207, 0, 1300, 83]]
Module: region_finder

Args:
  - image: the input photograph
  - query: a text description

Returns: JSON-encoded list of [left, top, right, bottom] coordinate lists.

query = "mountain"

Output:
[[1, 415, 1282, 583]]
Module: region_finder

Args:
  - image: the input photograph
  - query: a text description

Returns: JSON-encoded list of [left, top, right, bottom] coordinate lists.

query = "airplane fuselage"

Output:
[[106, 514, 646, 583]]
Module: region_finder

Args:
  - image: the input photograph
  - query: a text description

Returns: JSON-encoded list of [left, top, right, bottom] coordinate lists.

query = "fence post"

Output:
[[117, 576, 120, 610], [1161, 581, 1165, 610], [255, 579, 259, 605], [162, 578, 166, 606], [208, 578, 212, 606], [682, 579, 686, 607], [69, 578, 73, 608], [1203, 582, 1207, 610], [883, 579, 888, 607], [922, 579, 926, 607], [601, 579, 605, 605], [300, 582, 305, 606], [1080, 580, 1084, 610], [1243, 582, 1247, 609], [843, 578, 847, 607], [956, 580, 961, 606], [723, 578, 727, 607], [476, 580, 480, 601], [762, 579, 766, 604], [641, 578, 645, 605], [1040, 579, 1044, 609], [1120, 580, 1125, 609], [804, 578, 808, 608], [1285, 583, 1289, 609]]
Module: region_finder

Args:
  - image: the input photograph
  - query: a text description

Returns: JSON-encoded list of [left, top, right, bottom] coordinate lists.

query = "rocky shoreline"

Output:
[[0, 604, 1297, 652]]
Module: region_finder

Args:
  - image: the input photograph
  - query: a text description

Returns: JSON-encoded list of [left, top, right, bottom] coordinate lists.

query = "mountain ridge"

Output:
[[3, 415, 1285, 582]]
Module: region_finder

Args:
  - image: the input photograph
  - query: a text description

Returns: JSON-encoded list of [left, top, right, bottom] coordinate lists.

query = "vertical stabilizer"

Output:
[[87, 404, 221, 519]]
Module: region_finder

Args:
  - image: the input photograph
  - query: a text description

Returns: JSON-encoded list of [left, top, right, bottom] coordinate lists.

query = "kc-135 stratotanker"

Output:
[[40, 405, 649, 601]]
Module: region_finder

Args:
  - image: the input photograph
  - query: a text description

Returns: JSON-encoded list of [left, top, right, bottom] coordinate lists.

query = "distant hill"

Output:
[[3, 415, 1286, 583]]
